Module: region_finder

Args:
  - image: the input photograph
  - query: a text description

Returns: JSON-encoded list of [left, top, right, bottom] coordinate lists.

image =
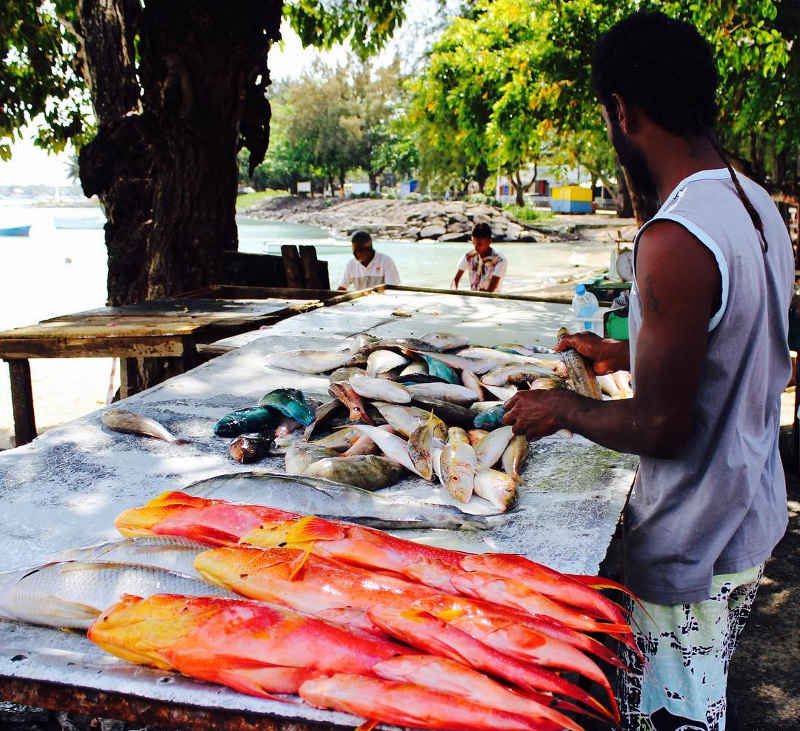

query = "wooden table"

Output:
[[0, 289, 344, 447], [0, 288, 637, 728]]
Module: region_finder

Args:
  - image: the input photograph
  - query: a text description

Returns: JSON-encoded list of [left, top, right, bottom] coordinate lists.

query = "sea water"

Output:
[[0, 203, 609, 445]]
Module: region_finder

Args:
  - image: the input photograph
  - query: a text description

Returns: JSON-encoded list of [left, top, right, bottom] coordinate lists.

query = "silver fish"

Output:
[[329, 367, 368, 383], [367, 349, 409, 378], [0, 561, 233, 630], [419, 332, 470, 351], [285, 443, 340, 474], [481, 383, 518, 401], [407, 382, 478, 405], [265, 348, 356, 374], [180, 471, 494, 530], [461, 368, 484, 400], [350, 374, 411, 404], [556, 327, 603, 400], [474, 469, 518, 511], [596, 373, 623, 399], [501, 434, 529, 479], [371, 402, 432, 437], [440, 427, 477, 502], [101, 409, 187, 444], [482, 364, 561, 387], [351, 425, 422, 476], [399, 361, 427, 376], [304, 455, 406, 490], [53, 536, 208, 579], [311, 426, 364, 451], [408, 413, 448, 480], [474, 425, 515, 469], [458, 347, 560, 369], [303, 399, 346, 440]]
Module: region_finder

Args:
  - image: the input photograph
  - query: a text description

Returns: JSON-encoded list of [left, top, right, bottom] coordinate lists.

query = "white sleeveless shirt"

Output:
[[627, 169, 793, 604]]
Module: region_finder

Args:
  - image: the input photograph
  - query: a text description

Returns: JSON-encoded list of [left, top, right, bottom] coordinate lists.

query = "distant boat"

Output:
[[0, 225, 31, 237]]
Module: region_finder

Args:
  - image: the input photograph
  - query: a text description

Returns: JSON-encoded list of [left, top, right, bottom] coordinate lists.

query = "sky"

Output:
[[0, 1, 455, 187]]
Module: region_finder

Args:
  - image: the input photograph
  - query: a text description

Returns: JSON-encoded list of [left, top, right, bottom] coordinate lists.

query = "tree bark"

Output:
[[76, 0, 283, 389]]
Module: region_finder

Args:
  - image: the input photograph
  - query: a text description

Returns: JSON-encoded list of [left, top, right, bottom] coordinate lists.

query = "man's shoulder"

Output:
[[375, 251, 396, 265]]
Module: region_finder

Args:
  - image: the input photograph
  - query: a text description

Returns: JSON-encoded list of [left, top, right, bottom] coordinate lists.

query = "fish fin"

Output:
[[355, 720, 379, 731], [288, 545, 314, 580], [38, 596, 101, 623], [145, 491, 206, 508], [432, 607, 466, 622], [285, 515, 347, 545]]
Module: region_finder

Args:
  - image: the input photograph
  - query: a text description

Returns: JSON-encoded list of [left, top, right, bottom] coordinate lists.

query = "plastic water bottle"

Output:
[[571, 284, 602, 335]]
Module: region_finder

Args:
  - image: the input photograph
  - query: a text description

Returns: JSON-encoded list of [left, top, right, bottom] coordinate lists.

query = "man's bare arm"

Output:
[[504, 220, 720, 458], [452, 270, 464, 289], [487, 275, 502, 293]]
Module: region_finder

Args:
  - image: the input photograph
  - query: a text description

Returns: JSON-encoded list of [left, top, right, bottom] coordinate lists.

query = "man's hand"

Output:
[[503, 389, 579, 440], [555, 332, 630, 374]]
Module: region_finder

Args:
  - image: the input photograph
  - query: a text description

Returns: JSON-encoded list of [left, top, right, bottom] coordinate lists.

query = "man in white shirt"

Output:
[[338, 230, 401, 291], [451, 222, 507, 292]]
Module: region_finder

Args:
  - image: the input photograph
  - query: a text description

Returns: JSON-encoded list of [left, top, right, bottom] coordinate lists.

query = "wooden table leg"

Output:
[[5, 358, 37, 446], [119, 357, 141, 400]]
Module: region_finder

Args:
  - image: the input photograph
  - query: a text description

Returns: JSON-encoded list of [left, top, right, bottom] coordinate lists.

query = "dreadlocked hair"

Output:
[[592, 11, 767, 254]]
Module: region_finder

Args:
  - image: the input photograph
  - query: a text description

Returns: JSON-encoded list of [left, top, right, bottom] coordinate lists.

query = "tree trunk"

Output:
[[513, 170, 524, 207], [368, 171, 378, 191], [77, 0, 282, 388]]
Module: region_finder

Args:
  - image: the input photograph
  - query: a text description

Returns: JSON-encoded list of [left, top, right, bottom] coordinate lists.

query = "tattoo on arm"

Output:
[[643, 273, 660, 314]]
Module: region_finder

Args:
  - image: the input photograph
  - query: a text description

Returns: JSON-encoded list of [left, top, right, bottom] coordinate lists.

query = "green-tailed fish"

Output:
[[474, 468, 518, 511], [473, 404, 507, 430], [0, 561, 233, 630], [474, 425, 515, 468], [440, 427, 477, 503], [180, 471, 494, 530], [304, 455, 406, 490], [53, 536, 208, 579], [349, 374, 411, 404], [101, 409, 187, 444], [213, 406, 280, 437], [418, 354, 459, 384], [258, 388, 314, 426], [502, 434, 529, 479]]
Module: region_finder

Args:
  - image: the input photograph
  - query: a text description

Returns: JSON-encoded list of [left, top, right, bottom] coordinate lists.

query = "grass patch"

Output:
[[503, 204, 554, 222], [236, 189, 286, 211]]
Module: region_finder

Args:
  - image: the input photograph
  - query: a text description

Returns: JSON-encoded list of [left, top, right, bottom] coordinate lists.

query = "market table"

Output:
[[0, 289, 638, 729], [0, 289, 348, 447]]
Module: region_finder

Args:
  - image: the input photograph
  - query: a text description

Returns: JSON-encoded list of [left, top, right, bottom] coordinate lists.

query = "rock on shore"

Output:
[[244, 196, 538, 242]]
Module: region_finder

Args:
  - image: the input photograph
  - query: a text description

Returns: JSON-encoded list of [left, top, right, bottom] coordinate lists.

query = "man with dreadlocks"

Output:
[[503, 11, 792, 731]]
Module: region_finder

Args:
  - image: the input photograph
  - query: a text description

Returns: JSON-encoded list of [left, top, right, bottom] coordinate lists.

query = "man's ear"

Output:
[[612, 93, 638, 135]]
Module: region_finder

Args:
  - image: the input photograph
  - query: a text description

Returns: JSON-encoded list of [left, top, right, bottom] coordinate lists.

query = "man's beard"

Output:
[[610, 118, 659, 205]]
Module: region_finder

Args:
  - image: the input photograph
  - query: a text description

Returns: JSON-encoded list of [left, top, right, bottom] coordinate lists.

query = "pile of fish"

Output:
[[210, 331, 631, 513], [0, 490, 642, 730]]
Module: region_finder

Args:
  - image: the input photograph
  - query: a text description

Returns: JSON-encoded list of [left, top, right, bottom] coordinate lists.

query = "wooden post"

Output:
[[317, 258, 331, 290], [281, 245, 304, 288], [119, 357, 141, 400], [299, 245, 324, 289], [6, 358, 36, 446]]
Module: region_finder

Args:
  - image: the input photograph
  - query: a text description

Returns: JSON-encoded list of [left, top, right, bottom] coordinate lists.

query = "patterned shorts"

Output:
[[616, 563, 764, 731]]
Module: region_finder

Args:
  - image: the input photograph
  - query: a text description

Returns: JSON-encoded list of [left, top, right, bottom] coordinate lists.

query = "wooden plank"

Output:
[[299, 245, 324, 289], [281, 245, 304, 288], [5, 359, 36, 446], [178, 285, 337, 300], [0, 336, 185, 360], [317, 259, 330, 290], [0, 676, 335, 731], [222, 252, 287, 288], [384, 283, 572, 305]]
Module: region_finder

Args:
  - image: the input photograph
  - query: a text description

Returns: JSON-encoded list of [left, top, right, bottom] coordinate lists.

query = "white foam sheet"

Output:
[[0, 290, 637, 727]]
